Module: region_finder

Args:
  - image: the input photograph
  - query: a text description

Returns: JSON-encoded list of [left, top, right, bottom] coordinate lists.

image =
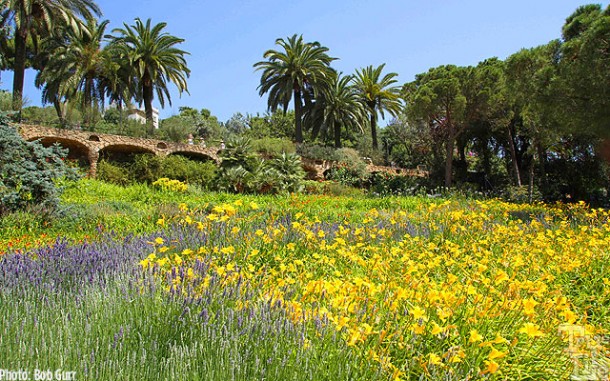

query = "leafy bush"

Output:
[[366, 172, 419, 196], [296, 143, 337, 161], [97, 160, 131, 186], [217, 138, 304, 194], [325, 166, 364, 188], [160, 156, 217, 189], [251, 138, 296, 157], [0, 113, 79, 215], [126, 154, 217, 189]]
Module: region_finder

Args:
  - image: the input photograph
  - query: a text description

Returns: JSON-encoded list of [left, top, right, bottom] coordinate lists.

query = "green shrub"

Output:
[[251, 138, 296, 157], [159, 156, 217, 189], [217, 138, 304, 194], [130, 154, 164, 184], [367, 172, 419, 196], [296, 143, 336, 161], [100, 154, 217, 189], [97, 160, 131, 186], [0, 113, 79, 216]]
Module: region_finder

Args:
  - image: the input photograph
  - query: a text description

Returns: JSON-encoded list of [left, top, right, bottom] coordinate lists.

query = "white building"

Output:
[[127, 107, 159, 129]]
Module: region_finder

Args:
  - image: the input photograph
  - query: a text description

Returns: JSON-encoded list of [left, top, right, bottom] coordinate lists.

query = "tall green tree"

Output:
[[2, 0, 101, 110], [505, 41, 562, 191], [109, 18, 190, 135], [558, 4, 610, 138], [352, 63, 402, 150], [36, 18, 110, 128], [405, 65, 467, 187], [254, 34, 336, 144], [306, 73, 367, 148]]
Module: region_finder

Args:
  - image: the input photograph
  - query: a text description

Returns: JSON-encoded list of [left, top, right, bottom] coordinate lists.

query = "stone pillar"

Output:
[[87, 148, 100, 178]]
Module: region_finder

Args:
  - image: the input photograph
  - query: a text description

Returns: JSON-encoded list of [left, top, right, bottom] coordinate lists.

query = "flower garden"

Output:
[[1, 180, 609, 380]]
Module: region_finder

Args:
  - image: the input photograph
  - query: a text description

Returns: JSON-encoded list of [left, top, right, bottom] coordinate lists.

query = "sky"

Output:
[[1, 0, 609, 124]]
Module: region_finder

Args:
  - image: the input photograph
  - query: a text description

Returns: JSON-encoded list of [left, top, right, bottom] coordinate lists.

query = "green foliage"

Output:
[[297, 143, 337, 161], [156, 114, 198, 142], [366, 172, 419, 196], [246, 111, 295, 140], [0, 90, 12, 111], [158, 156, 217, 189], [97, 160, 131, 186], [0, 113, 79, 215], [217, 138, 304, 194], [251, 137, 296, 157], [99, 154, 217, 189]]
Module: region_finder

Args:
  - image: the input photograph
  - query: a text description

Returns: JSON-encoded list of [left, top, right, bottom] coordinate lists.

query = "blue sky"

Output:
[[1, 0, 608, 123]]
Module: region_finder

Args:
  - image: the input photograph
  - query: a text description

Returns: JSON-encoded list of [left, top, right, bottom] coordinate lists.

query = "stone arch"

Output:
[[167, 151, 217, 163], [88, 135, 101, 142], [26, 136, 91, 165], [98, 144, 157, 164], [156, 142, 168, 150]]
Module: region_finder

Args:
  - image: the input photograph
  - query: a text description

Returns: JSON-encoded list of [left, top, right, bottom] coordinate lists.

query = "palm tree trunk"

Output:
[[293, 87, 303, 143], [143, 81, 154, 136], [334, 121, 342, 148], [84, 78, 93, 128], [12, 29, 27, 113], [53, 99, 66, 127], [370, 111, 378, 150]]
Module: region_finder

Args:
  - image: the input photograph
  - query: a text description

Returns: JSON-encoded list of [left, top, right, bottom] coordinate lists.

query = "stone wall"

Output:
[[18, 124, 220, 177]]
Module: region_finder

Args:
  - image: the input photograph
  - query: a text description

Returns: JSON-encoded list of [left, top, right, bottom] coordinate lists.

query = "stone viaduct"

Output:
[[16, 124, 428, 180], [18, 124, 220, 177]]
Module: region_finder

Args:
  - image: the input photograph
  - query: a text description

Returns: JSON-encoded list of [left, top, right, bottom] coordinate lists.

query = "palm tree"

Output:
[[352, 64, 402, 150], [306, 73, 367, 148], [2, 0, 101, 111], [36, 18, 110, 128], [98, 44, 136, 131], [254, 34, 336, 144], [109, 18, 190, 136]]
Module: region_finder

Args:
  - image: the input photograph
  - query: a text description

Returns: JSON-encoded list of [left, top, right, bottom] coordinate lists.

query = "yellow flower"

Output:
[[469, 329, 484, 343], [431, 322, 444, 336], [221, 246, 235, 255], [249, 201, 259, 210], [522, 297, 538, 315], [488, 346, 507, 360], [518, 323, 545, 338], [154, 237, 164, 245], [428, 353, 442, 366], [483, 359, 500, 374], [410, 306, 426, 320]]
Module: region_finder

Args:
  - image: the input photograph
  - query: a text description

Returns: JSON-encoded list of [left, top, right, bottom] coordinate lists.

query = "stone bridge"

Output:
[[17, 124, 220, 176], [16, 124, 427, 181]]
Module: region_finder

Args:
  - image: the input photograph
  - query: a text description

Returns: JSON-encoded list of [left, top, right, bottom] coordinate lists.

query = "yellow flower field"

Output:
[[141, 197, 610, 380]]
